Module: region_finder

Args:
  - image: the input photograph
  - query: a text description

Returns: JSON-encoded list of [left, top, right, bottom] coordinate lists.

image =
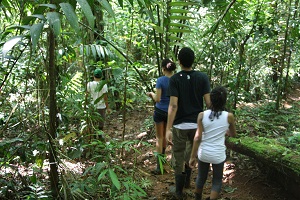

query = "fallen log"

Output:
[[226, 136, 300, 198]]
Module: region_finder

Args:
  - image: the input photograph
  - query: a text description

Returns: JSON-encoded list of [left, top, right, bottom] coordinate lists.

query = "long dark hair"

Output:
[[209, 86, 227, 121]]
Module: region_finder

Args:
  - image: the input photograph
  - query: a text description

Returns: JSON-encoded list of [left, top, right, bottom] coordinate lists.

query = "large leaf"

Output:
[[151, 24, 164, 34], [169, 16, 194, 20], [46, 12, 61, 36], [28, 14, 46, 21], [76, 0, 94, 29], [30, 23, 44, 52], [109, 168, 121, 190], [2, 36, 23, 58], [168, 35, 184, 41], [97, 0, 115, 18], [95, 45, 105, 58], [169, 22, 191, 28], [60, 3, 80, 33], [6, 25, 31, 30], [169, 28, 192, 33], [39, 4, 57, 9], [90, 44, 97, 59], [169, 9, 190, 14], [98, 169, 108, 181], [169, 1, 199, 6]]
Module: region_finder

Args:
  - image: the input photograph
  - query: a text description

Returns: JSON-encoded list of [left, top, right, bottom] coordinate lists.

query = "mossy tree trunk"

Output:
[[226, 136, 300, 184]]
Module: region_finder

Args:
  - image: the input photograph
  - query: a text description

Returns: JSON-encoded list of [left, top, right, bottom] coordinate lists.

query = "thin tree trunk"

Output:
[[283, 0, 298, 97], [275, 0, 292, 109], [48, 5, 59, 198]]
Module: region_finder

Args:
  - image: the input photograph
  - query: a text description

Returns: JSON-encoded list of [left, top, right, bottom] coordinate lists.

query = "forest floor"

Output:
[[103, 84, 300, 200]]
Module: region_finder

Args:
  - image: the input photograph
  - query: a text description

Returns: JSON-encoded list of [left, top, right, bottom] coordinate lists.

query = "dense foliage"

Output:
[[0, 0, 299, 199]]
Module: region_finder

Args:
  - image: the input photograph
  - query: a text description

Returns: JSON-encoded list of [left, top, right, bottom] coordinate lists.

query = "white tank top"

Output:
[[197, 110, 229, 164]]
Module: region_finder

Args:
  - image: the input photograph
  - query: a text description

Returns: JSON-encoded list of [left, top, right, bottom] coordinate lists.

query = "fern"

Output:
[[23, 183, 51, 200]]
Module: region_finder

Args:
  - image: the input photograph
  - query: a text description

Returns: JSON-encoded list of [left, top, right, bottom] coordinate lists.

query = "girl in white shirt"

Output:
[[189, 86, 237, 200]]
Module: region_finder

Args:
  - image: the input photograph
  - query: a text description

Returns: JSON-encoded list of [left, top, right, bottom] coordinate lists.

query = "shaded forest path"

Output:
[[104, 83, 300, 200]]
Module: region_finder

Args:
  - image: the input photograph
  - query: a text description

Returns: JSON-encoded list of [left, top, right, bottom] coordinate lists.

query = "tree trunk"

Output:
[[226, 136, 300, 198], [48, 9, 59, 198], [226, 137, 300, 181], [275, 0, 292, 109]]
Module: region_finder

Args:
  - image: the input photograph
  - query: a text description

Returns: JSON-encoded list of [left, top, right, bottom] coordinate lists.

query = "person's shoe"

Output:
[[194, 193, 202, 200], [168, 173, 187, 200]]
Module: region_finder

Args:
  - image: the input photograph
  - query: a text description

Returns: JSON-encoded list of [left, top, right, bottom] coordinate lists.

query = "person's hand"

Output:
[[166, 129, 173, 146], [146, 92, 152, 98], [226, 129, 230, 136], [189, 157, 197, 169]]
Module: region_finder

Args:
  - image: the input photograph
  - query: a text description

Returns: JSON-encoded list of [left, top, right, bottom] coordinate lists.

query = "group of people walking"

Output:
[[147, 47, 237, 200], [87, 46, 237, 200]]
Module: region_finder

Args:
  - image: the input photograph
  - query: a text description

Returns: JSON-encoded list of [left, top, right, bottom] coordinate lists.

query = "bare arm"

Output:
[[147, 89, 162, 103], [166, 96, 178, 144], [227, 113, 237, 137], [203, 93, 211, 109], [104, 93, 109, 109], [189, 112, 204, 168], [166, 96, 178, 130]]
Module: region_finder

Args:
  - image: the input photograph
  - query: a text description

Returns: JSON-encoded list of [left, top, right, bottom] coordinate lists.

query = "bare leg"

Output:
[[155, 122, 164, 154]]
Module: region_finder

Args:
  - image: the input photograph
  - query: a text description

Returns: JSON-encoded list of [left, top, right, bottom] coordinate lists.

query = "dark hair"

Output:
[[178, 47, 195, 68], [209, 86, 227, 121], [161, 58, 176, 72]]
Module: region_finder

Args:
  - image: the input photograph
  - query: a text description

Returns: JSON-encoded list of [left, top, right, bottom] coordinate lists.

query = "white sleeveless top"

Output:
[[197, 110, 229, 164]]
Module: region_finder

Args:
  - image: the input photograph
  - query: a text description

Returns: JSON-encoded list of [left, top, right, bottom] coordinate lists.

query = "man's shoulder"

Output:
[[191, 70, 207, 76]]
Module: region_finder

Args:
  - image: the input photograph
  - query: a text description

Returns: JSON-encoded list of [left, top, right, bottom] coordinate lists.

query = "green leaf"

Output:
[[202, 0, 212, 5], [109, 168, 121, 190], [97, 0, 115, 18], [60, 3, 80, 33], [2, 36, 23, 58], [112, 68, 123, 77], [230, 37, 236, 49], [98, 169, 108, 181], [168, 35, 183, 41], [137, 0, 146, 8], [90, 44, 97, 59], [169, 28, 192, 33], [169, 2, 199, 6], [30, 174, 37, 184], [117, 0, 123, 8], [39, 4, 57, 9], [30, 23, 44, 52], [169, 9, 190, 14], [29, 14, 46, 21], [169, 22, 191, 28], [46, 12, 61, 36], [95, 45, 105, 58], [7, 25, 31, 30], [76, 0, 94, 29], [151, 24, 164, 34], [169, 16, 194, 20]]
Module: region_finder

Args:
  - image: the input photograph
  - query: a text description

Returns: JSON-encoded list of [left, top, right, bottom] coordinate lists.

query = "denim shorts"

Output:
[[153, 107, 168, 123]]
